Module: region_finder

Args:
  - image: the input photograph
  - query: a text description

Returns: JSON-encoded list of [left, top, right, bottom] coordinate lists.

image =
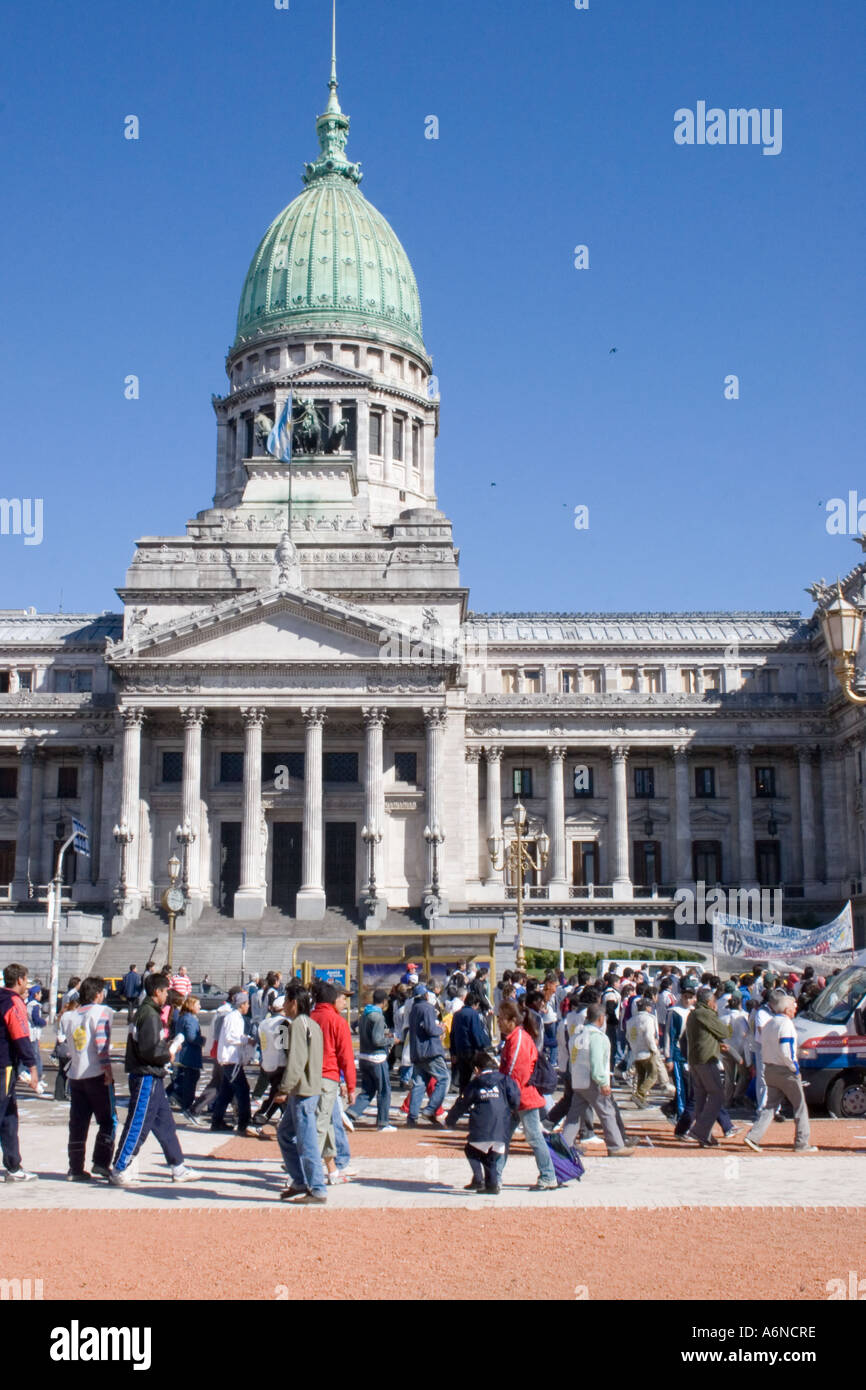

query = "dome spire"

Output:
[[303, 0, 362, 186]]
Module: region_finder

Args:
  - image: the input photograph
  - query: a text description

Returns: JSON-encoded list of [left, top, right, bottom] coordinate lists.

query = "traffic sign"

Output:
[[72, 817, 90, 857]]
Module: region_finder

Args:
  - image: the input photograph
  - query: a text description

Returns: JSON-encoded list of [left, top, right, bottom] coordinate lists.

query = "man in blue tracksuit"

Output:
[[406, 983, 448, 1126], [450, 995, 491, 1095], [446, 1051, 520, 1194]]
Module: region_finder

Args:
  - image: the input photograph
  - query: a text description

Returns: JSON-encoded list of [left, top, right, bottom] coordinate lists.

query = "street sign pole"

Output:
[[241, 928, 247, 988], [48, 820, 89, 1024]]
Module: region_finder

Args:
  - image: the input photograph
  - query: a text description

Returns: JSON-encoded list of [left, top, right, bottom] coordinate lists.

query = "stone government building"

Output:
[[1, 54, 864, 975]]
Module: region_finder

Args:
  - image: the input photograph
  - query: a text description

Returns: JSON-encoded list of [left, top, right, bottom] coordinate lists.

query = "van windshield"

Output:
[[803, 967, 866, 1025]]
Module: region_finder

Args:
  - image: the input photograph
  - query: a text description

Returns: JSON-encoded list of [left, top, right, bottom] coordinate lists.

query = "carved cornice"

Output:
[[546, 745, 568, 762], [179, 706, 208, 729]]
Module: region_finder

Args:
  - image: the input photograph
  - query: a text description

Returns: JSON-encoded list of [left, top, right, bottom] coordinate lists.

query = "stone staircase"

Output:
[[92, 904, 428, 989]]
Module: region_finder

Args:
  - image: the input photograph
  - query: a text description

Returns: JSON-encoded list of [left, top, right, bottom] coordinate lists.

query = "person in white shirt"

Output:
[[210, 992, 255, 1135], [253, 995, 289, 1127], [749, 995, 773, 1112], [64, 976, 115, 1181], [721, 993, 750, 1108], [745, 990, 816, 1153]]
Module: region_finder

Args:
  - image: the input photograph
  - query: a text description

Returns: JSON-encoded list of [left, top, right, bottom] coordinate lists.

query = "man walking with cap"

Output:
[[745, 989, 817, 1154]]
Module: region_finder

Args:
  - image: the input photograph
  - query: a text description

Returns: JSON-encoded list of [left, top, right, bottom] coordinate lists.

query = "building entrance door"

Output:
[[220, 822, 241, 914], [325, 822, 356, 909], [272, 821, 303, 915]]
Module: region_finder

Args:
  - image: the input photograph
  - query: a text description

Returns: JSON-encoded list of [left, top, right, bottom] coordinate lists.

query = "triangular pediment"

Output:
[[106, 585, 445, 667], [286, 358, 372, 387]]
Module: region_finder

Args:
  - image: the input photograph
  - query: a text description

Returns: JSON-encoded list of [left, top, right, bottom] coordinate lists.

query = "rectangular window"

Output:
[[53, 837, 77, 886], [262, 752, 305, 785], [593, 920, 614, 935], [324, 752, 359, 783], [755, 766, 776, 798], [0, 840, 15, 884], [0, 768, 18, 798], [162, 751, 183, 784], [512, 768, 533, 797], [703, 668, 721, 691], [584, 668, 603, 693], [220, 752, 244, 784], [411, 423, 421, 469], [394, 752, 417, 784], [369, 413, 383, 456], [572, 841, 597, 885], [635, 922, 654, 939], [245, 414, 254, 458], [645, 669, 662, 693], [694, 766, 716, 798], [633, 840, 662, 886], [658, 921, 676, 940], [573, 765, 594, 797], [524, 670, 542, 693], [693, 840, 723, 886], [681, 668, 697, 693], [569, 919, 590, 933], [621, 667, 638, 692], [634, 767, 655, 799], [17, 671, 32, 692], [55, 669, 93, 693], [57, 766, 78, 800], [0, 673, 8, 693], [501, 670, 519, 693], [392, 416, 404, 461], [337, 403, 357, 452], [759, 668, 779, 694]]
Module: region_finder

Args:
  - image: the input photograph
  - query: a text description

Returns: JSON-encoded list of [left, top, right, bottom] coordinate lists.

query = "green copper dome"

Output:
[[234, 54, 425, 357]]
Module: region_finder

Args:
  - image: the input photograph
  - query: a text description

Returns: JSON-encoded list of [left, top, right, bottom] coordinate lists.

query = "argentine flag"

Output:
[[267, 393, 293, 463]]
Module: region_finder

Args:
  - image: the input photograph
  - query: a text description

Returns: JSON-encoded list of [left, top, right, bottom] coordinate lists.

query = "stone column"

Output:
[[180, 707, 207, 916], [464, 748, 482, 889], [235, 707, 266, 921], [484, 746, 504, 886], [12, 746, 35, 898], [362, 707, 388, 900], [383, 410, 394, 484], [820, 747, 845, 887], [673, 743, 693, 887], [736, 746, 757, 885], [356, 397, 370, 484], [546, 745, 568, 892], [26, 751, 46, 889], [798, 746, 817, 887], [80, 748, 98, 888], [610, 745, 632, 898], [118, 707, 146, 910], [296, 706, 327, 920], [423, 707, 447, 891]]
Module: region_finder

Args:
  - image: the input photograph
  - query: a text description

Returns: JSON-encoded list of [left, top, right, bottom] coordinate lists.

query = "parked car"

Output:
[[795, 964, 866, 1118]]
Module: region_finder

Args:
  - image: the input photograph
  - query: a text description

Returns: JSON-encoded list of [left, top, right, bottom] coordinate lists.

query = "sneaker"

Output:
[[170, 1165, 202, 1183], [698, 1137, 720, 1148], [340, 1112, 355, 1132], [108, 1166, 134, 1186], [377, 1124, 398, 1133], [722, 1125, 743, 1140], [482, 1185, 502, 1196], [678, 1132, 699, 1144], [210, 1121, 234, 1132], [405, 1118, 418, 1128], [463, 1179, 485, 1191], [793, 1145, 819, 1154], [4, 1167, 37, 1182], [279, 1185, 307, 1201], [66, 1171, 92, 1183], [608, 1147, 636, 1157], [582, 1134, 604, 1145], [291, 1190, 327, 1204], [91, 1164, 111, 1180], [182, 1111, 204, 1128], [531, 1179, 559, 1190], [743, 1137, 762, 1153], [338, 1165, 359, 1178], [327, 1170, 349, 1185], [423, 1111, 445, 1127]]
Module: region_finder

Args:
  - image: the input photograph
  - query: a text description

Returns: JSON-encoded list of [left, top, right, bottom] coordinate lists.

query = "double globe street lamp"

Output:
[[488, 800, 550, 971]]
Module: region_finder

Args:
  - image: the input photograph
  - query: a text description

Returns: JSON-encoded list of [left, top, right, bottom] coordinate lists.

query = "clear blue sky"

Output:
[[2, 0, 864, 616]]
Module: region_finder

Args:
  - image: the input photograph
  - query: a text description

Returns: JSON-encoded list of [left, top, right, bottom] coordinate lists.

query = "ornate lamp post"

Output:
[[163, 852, 183, 973], [112, 819, 134, 910], [814, 581, 866, 705], [361, 822, 382, 902], [175, 816, 197, 897], [424, 823, 445, 901], [487, 800, 550, 971]]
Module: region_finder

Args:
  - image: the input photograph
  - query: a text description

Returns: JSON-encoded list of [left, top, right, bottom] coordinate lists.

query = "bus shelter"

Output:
[[356, 928, 498, 1000], [291, 939, 353, 991]]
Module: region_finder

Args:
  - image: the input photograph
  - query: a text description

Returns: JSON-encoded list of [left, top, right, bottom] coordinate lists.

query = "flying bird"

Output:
[[609, 347, 618, 354]]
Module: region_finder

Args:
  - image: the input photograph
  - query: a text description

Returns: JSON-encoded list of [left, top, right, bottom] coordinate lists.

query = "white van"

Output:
[[794, 964, 866, 1117], [595, 958, 710, 983]]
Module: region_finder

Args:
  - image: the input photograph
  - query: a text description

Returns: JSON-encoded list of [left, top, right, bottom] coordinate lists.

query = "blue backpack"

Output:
[[544, 1131, 585, 1184]]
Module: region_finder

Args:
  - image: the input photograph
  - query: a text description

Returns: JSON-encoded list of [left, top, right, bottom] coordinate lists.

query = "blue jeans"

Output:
[[332, 1096, 352, 1169], [348, 1061, 392, 1127], [495, 1106, 557, 1186], [277, 1094, 327, 1197], [408, 1056, 449, 1120]]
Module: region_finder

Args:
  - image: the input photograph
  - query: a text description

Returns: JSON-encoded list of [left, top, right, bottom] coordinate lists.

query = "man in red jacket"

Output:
[[310, 982, 357, 1176], [0, 963, 40, 1182]]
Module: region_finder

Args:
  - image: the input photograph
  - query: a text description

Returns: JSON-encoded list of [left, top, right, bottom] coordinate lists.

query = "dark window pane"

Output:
[[755, 767, 776, 797], [635, 922, 653, 939], [0, 840, 15, 883], [693, 840, 723, 885], [756, 840, 781, 886], [18, 671, 32, 691], [593, 920, 613, 935], [695, 767, 715, 798], [324, 752, 358, 783], [0, 673, 8, 693], [162, 751, 183, 784], [634, 767, 655, 798], [394, 752, 417, 784], [57, 766, 78, 799], [512, 768, 532, 797], [658, 921, 676, 940], [262, 752, 305, 785], [0, 768, 18, 798], [55, 671, 73, 693], [220, 752, 244, 783], [573, 765, 594, 797], [76, 670, 92, 692], [337, 403, 357, 452], [393, 417, 404, 461], [369, 413, 382, 455]]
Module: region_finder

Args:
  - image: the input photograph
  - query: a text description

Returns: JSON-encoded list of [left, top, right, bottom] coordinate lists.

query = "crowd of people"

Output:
[[0, 953, 830, 1199]]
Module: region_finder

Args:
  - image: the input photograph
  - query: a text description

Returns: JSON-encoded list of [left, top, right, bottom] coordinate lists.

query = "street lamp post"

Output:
[[162, 852, 183, 974], [424, 823, 445, 900], [815, 581, 866, 705], [175, 816, 196, 898], [112, 819, 134, 911], [487, 800, 550, 971], [361, 822, 382, 901]]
